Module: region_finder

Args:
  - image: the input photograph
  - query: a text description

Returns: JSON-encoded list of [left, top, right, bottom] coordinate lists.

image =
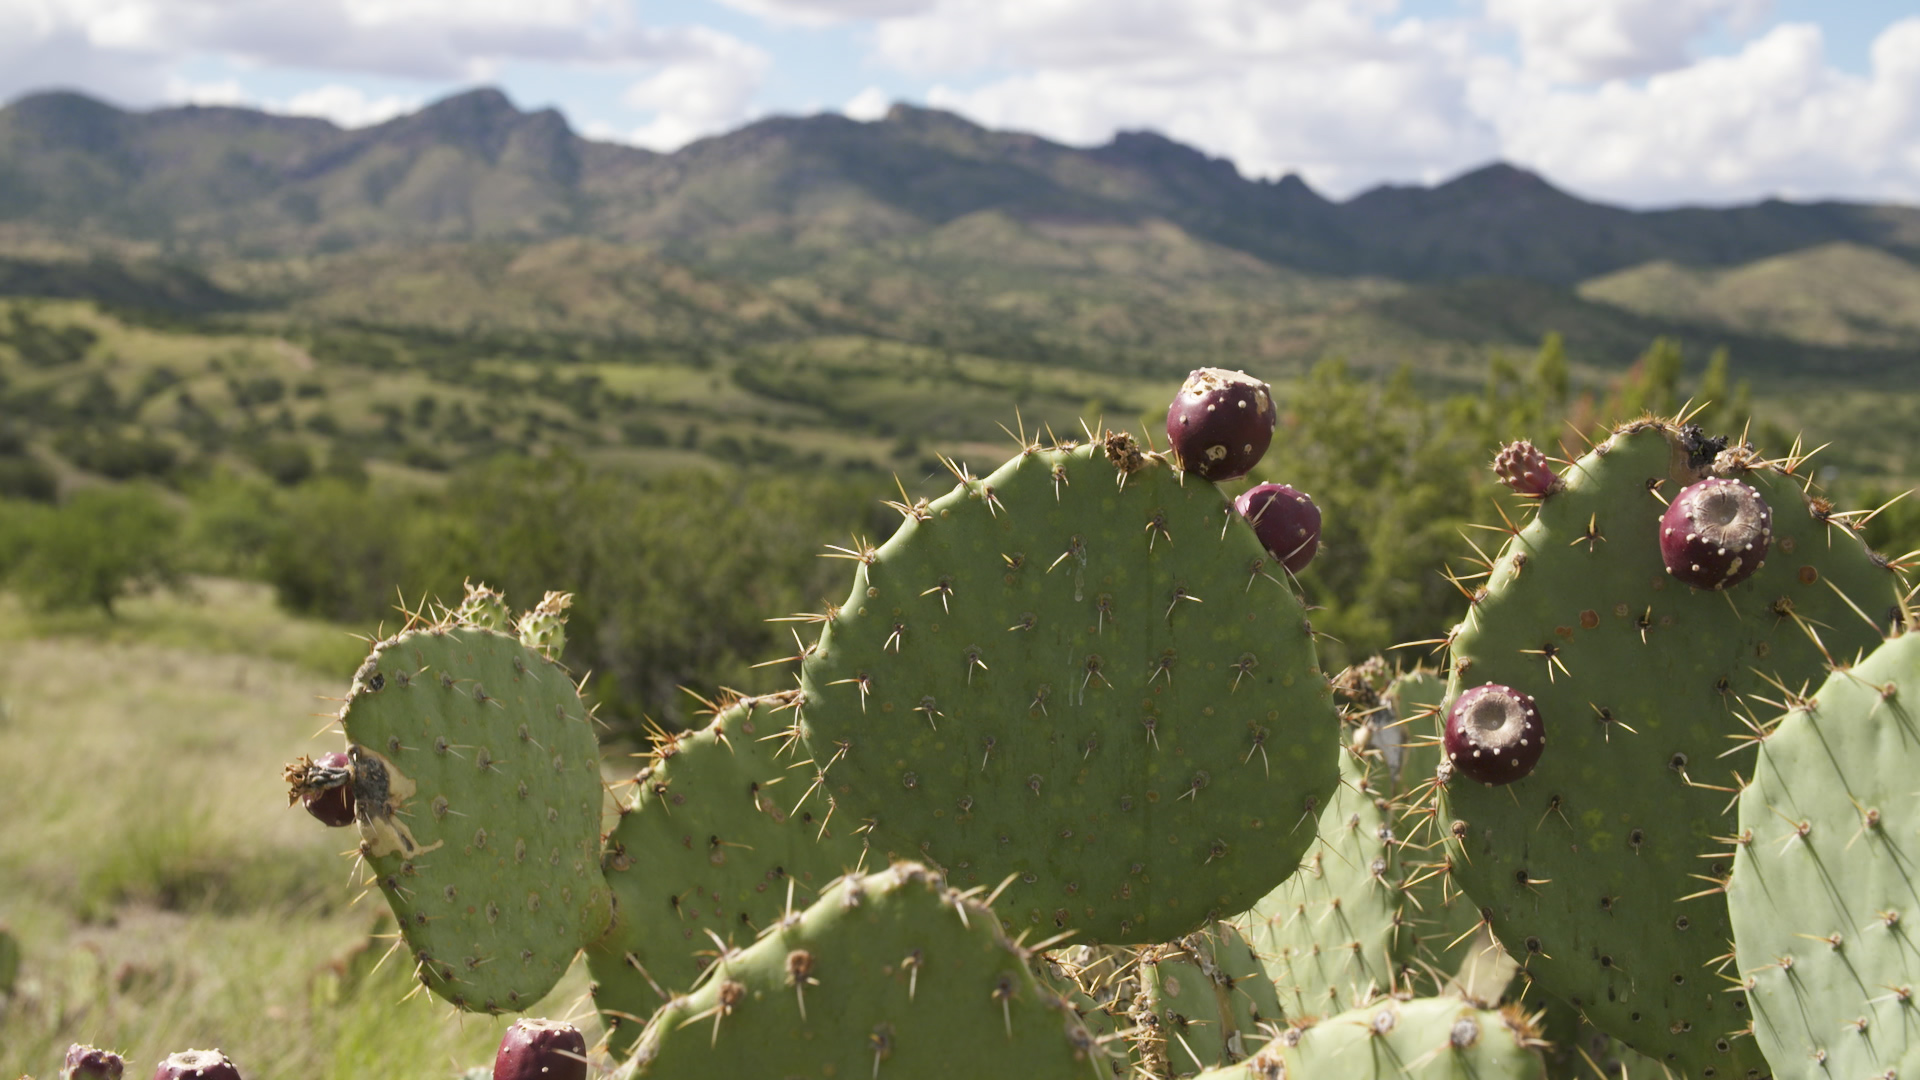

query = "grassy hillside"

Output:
[[1580, 242, 1920, 349]]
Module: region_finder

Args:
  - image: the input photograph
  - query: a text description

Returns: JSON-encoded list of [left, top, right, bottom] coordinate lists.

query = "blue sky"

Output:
[[4, 0, 1918, 207]]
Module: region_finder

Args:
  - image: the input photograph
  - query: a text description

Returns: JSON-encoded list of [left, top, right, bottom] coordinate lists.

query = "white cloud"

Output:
[[617, 32, 771, 150], [842, 85, 891, 121], [280, 84, 421, 128], [712, 0, 934, 27], [1483, 0, 1770, 82]]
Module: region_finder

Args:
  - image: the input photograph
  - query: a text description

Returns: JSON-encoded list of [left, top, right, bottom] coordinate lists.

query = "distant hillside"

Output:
[[5, 87, 1920, 283], [1579, 243, 1920, 350]]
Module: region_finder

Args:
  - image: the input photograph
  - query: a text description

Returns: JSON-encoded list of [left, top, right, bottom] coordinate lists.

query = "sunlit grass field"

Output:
[[0, 580, 606, 1078]]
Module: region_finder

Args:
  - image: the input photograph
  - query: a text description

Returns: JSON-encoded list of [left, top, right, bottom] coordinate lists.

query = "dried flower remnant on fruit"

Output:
[[1234, 483, 1321, 573], [63, 1044, 125, 1080], [284, 751, 355, 828], [1660, 477, 1771, 590], [1443, 684, 1545, 785], [1165, 367, 1276, 482]]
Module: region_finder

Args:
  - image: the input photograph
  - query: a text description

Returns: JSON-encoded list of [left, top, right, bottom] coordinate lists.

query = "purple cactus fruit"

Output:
[[1165, 368, 1276, 482], [494, 1018, 588, 1080], [1660, 477, 1771, 590], [63, 1045, 125, 1080], [151, 1050, 240, 1080], [1443, 683, 1544, 785], [1492, 440, 1559, 497], [302, 751, 356, 828], [1233, 483, 1321, 573]]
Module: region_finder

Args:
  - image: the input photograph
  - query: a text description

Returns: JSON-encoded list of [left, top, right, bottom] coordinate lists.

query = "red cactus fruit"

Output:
[[494, 1018, 588, 1080], [151, 1050, 241, 1080], [302, 751, 356, 828], [1165, 368, 1276, 482], [1233, 483, 1321, 573], [63, 1045, 125, 1080], [1659, 477, 1771, 590], [1444, 683, 1544, 785], [1492, 441, 1559, 497]]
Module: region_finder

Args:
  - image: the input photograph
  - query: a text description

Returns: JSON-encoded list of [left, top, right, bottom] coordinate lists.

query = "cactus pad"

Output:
[[621, 862, 1106, 1079], [1131, 922, 1283, 1075], [1437, 422, 1901, 1074], [1195, 996, 1548, 1079], [334, 594, 612, 1012], [799, 437, 1338, 943], [588, 692, 864, 1054], [1731, 630, 1920, 1076]]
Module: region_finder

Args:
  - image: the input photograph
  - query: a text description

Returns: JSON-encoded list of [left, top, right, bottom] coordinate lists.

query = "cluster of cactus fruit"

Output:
[[28, 368, 1920, 1079]]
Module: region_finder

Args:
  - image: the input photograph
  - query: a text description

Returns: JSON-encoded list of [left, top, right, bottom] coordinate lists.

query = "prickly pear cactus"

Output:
[[1436, 421, 1902, 1075], [1233, 663, 1482, 1019], [620, 862, 1106, 1079], [588, 691, 864, 1055], [1730, 630, 1920, 1077], [1131, 922, 1283, 1076], [798, 435, 1339, 943], [1194, 995, 1548, 1079], [329, 587, 612, 1012]]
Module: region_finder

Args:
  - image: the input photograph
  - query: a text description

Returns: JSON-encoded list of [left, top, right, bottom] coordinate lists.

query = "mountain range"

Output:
[[5, 86, 1919, 286]]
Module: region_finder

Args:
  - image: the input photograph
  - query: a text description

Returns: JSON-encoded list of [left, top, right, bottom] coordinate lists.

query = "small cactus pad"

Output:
[[1441, 684, 1543, 785], [587, 692, 864, 1053], [799, 438, 1338, 942], [1437, 421, 1901, 1074], [493, 1017, 588, 1080], [621, 862, 1104, 1079], [1194, 996, 1549, 1079], [1658, 477, 1771, 591], [1234, 668, 1482, 1019], [1234, 483, 1321, 573], [1166, 368, 1277, 482], [332, 593, 612, 1012], [1130, 922, 1283, 1074], [150, 1050, 241, 1080], [1730, 631, 1920, 1076], [62, 1045, 125, 1080]]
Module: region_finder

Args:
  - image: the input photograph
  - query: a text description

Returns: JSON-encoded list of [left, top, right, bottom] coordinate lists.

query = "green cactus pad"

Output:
[[336, 600, 611, 1013], [1233, 663, 1483, 1020], [1132, 921, 1284, 1076], [587, 692, 865, 1055], [1194, 995, 1548, 1079], [799, 436, 1339, 943], [1437, 422, 1902, 1075], [621, 862, 1106, 1079], [1731, 631, 1920, 1077]]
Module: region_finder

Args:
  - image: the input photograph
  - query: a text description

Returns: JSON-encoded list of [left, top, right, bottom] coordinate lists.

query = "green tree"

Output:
[[6, 486, 181, 614], [1532, 331, 1569, 407]]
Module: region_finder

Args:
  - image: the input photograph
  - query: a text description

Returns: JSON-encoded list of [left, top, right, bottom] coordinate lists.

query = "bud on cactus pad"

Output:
[[62, 1045, 125, 1080], [1442, 684, 1543, 785], [150, 1050, 240, 1080], [587, 692, 863, 1054], [1659, 476, 1771, 590], [1436, 419, 1900, 1075], [328, 591, 611, 1013], [290, 750, 355, 827], [493, 1018, 587, 1080], [1731, 631, 1920, 1078], [1492, 440, 1559, 497], [624, 863, 1100, 1078], [1165, 368, 1276, 482], [797, 438, 1338, 943], [1233, 483, 1320, 573]]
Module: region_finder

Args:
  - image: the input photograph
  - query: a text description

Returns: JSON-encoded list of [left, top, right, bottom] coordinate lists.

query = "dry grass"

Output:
[[0, 581, 604, 1078]]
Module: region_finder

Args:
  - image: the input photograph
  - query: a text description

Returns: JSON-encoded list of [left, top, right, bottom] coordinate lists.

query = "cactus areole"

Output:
[[1443, 684, 1543, 785], [1659, 477, 1771, 590], [494, 1018, 588, 1080], [151, 1050, 241, 1080], [1234, 483, 1321, 573], [1165, 367, 1276, 481]]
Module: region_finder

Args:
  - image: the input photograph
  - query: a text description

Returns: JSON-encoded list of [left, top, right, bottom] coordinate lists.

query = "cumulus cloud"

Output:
[[842, 85, 891, 121], [1483, 0, 1771, 83], [711, 0, 934, 27], [618, 30, 771, 150]]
